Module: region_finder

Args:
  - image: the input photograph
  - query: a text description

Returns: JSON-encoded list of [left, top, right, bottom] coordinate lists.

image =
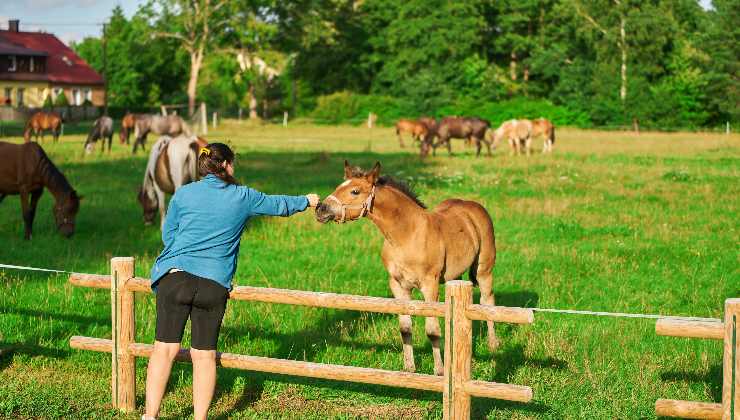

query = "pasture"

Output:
[[0, 122, 738, 419]]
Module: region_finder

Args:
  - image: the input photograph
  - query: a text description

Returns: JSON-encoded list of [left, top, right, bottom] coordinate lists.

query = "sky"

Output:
[[0, 0, 145, 45], [0, 0, 716, 47]]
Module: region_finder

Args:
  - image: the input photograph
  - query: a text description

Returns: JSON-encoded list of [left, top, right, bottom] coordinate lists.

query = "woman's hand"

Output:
[[306, 194, 320, 207]]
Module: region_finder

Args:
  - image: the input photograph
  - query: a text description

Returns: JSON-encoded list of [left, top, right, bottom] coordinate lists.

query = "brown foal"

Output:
[[316, 161, 498, 375]]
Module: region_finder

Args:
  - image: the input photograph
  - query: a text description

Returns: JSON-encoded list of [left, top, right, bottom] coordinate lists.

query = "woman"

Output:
[[143, 143, 319, 420]]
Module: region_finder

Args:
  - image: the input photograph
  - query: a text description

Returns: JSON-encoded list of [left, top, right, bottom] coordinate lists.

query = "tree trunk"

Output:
[[510, 51, 517, 81], [188, 52, 203, 117], [248, 84, 258, 119]]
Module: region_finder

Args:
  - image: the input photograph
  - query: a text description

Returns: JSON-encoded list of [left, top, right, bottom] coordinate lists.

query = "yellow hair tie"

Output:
[[199, 147, 211, 157]]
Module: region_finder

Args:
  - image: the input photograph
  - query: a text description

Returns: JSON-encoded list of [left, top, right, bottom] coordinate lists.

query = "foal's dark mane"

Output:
[[349, 166, 426, 209], [34, 145, 74, 196]]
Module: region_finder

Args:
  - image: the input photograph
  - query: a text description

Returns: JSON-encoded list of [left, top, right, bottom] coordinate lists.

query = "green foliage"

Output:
[[311, 91, 590, 127], [42, 94, 53, 109], [53, 92, 69, 107], [71, 0, 735, 128]]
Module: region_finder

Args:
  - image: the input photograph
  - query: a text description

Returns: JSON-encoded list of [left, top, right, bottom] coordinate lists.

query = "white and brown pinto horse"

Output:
[[137, 134, 207, 228], [132, 114, 191, 154], [315, 161, 498, 376]]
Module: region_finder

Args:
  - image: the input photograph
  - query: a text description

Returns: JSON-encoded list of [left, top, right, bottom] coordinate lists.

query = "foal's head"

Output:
[[137, 186, 157, 225], [54, 190, 82, 238], [315, 160, 381, 224]]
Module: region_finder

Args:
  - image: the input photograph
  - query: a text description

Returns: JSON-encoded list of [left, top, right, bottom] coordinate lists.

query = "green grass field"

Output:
[[0, 121, 738, 419]]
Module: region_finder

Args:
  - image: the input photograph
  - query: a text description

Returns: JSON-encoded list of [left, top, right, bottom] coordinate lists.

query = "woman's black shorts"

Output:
[[155, 271, 229, 350]]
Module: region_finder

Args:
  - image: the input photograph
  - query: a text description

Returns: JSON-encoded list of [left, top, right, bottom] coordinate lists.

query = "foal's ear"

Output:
[[343, 160, 352, 179], [366, 161, 381, 185]]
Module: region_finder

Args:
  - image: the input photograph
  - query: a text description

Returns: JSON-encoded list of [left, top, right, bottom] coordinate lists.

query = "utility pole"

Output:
[[103, 22, 108, 116]]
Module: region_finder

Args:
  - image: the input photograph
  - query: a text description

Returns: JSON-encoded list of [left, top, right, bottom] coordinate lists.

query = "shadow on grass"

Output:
[[660, 364, 723, 402]]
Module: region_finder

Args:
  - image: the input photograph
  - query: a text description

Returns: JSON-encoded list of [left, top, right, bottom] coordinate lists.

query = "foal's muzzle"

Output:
[[314, 203, 335, 224]]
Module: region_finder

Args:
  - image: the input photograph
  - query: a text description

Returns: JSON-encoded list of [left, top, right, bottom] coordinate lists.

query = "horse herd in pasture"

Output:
[[0, 109, 552, 377], [1, 110, 202, 240], [21, 110, 191, 154], [396, 116, 555, 157]]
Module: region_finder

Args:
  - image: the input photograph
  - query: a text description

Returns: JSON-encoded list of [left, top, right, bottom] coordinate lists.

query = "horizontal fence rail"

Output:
[[68, 272, 534, 322], [656, 318, 724, 340], [68, 258, 534, 420], [655, 299, 739, 420]]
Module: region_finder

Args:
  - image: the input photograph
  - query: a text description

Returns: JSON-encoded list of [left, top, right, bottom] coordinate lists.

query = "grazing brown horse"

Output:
[[24, 111, 63, 143], [132, 114, 191, 153], [424, 117, 492, 157], [531, 118, 555, 153], [395, 119, 428, 148], [0, 141, 82, 239], [315, 161, 498, 376], [119, 113, 137, 145]]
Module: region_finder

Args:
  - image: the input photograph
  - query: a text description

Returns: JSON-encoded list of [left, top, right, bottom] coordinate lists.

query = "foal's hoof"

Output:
[[434, 366, 444, 376], [403, 361, 416, 373]]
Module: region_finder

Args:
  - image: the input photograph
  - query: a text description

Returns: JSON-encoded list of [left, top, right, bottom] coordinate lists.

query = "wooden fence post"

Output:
[[111, 257, 136, 412], [283, 111, 288, 127], [212, 111, 218, 129], [443, 280, 473, 420], [723, 298, 739, 420]]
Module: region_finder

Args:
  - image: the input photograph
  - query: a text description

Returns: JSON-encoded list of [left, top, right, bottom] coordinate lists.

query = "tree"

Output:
[[147, 0, 227, 116], [699, 0, 740, 124]]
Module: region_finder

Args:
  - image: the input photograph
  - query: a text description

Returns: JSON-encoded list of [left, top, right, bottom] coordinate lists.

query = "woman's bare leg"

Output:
[[191, 348, 217, 420], [145, 341, 182, 418]]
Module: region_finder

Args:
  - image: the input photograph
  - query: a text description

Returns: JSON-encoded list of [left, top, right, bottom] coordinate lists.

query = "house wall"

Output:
[[0, 80, 49, 107], [0, 81, 105, 107]]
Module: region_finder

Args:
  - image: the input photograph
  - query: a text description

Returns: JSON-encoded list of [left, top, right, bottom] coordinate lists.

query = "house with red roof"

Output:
[[0, 19, 104, 108]]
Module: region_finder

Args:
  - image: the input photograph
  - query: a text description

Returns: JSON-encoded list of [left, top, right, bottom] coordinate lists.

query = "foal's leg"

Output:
[[420, 282, 443, 376], [389, 278, 415, 372], [475, 253, 499, 351], [474, 138, 482, 157]]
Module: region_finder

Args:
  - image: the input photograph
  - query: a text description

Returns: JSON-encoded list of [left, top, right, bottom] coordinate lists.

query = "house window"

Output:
[[72, 89, 81, 105], [17, 88, 24, 106], [84, 88, 92, 103], [3, 87, 11, 105], [8, 56, 17, 72]]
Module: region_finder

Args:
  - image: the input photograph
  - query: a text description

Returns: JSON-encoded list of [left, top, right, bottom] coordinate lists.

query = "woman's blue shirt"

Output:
[[150, 174, 308, 290]]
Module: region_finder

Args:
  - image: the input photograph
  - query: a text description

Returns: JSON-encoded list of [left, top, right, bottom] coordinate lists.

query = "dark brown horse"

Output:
[[24, 111, 63, 143], [422, 116, 492, 157], [0, 141, 82, 239], [119, 113, 137, 145], [315, 161, 498, 375]]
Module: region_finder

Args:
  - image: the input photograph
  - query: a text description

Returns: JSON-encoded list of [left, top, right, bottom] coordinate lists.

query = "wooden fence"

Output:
[[655, 300, 739, 420], [68, 257, 535, 419]]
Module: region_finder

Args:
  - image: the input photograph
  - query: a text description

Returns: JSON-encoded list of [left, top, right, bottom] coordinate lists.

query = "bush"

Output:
[[310, 91, 591, 127], [53, 92, 69, 107], [42, 94, 53, 108]]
